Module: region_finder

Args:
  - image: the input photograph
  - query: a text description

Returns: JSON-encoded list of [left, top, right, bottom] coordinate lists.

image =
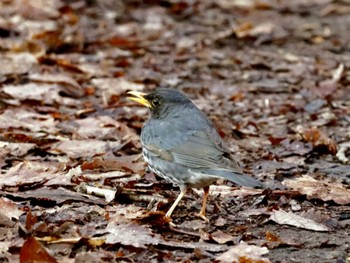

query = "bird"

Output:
[[127, 88, 262, 221]]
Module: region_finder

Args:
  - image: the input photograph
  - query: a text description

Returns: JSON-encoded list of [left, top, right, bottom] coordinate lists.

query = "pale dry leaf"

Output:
[[0, 197, 23, 220], [217, 0, 255, 9], [106, 204, 146, 224], [178, 220, 206, 230], [64, 115, 120, 140], [216, 241, 270, 263], [83, 185, 117, 203], [45, 166, 81, 186], [0, 53, 37, 76], [81, 170, 128, 181], [193, 185, 262, 198], [0, 142, 36, 157], [91, 78, 144, 105], [0, 162, 53, 188], [336, 142, 350, 164], [105, 222, 161, 248], [0, 242, 11, 255], [211, 230, 236, 244], [0, 108, 57, 133], [269, 210, 329, 232], [283, 175, 350, 205], [51, 140, 123, 159], [3, 83, 61, 103], [29, 73, 84, 97], [0, 187, 106, 205]]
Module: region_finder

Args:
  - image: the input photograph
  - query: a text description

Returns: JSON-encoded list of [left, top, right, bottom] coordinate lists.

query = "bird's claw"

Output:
[[168, 221, 178, 228], [197, 212, 209, 222]]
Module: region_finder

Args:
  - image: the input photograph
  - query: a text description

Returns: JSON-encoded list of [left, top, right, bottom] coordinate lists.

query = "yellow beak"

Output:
[[127, 91, 152, 108]]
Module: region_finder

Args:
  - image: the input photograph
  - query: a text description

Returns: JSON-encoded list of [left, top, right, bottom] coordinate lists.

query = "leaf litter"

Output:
[[0, 0, 349, 262]]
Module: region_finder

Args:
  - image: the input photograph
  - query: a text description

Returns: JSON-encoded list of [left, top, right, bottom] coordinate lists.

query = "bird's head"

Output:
[[127, 88, 191, 119]]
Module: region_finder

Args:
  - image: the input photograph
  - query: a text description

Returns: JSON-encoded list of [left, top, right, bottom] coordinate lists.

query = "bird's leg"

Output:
[[165, 187, 187, 219], [197, 185, 210, 222]]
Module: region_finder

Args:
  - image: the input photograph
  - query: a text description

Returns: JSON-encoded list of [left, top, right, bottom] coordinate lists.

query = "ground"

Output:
[[0, 0, 349, 262]]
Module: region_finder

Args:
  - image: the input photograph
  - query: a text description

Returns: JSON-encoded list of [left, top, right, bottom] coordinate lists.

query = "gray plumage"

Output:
[[140, 88, 262, 189]]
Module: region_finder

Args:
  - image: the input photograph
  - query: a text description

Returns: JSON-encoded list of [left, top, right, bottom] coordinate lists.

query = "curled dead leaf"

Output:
[[298, 127, 337, 154]]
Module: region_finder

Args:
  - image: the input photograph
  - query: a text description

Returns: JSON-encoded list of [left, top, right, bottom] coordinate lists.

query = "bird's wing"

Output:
[[143, 125, 241, 172], [172, 129, 241, 171], [141, 112, 263, 188]]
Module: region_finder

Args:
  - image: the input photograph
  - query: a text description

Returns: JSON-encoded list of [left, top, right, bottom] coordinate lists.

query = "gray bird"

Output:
[[127, 88, 262, 220]]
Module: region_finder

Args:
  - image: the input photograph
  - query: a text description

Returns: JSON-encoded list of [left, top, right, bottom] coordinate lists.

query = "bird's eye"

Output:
[[152, 98, 160, 107]]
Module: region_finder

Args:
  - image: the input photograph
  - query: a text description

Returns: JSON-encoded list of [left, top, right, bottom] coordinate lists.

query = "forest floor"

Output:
[[0, 0, 349, 262]]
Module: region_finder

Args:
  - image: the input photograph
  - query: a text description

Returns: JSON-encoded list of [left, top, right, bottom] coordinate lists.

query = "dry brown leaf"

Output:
[[20, 237, 57, 263], [299, 127, 337, 154], [283, 175, 350, 205]]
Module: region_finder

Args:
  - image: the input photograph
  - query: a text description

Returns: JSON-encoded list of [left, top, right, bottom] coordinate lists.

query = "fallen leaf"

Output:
[[0, 142, 36, 158], [105, 222, 161, 248], [336, 142, 350, 164], [0, 242, 11, 256], [265, 231, 282, 242], [211, 230, 236, 244], [283, 175, 350, 205], [0, 108, 57, 133], [160, 240, 228, 252], [317, 63, 344, 98], [81, 156, 145, 175], [3, 83, 64, 105], [216, 241, 270, 263], [0, 53, 36, 76], [269, 210, 329, 232], [25, 209, 37, 232], [193, 185, 262, 198], [80, 185, 117, 203], [20, 237, 57, 263], [91, 78, 144, 104], [298, 127, 337, 154], [0, 197, 23, 220], [0, 162, 53, 189], [51, 140, 123, 159], [0, 187, 106, 205], [28, 73, 84, 98], [58, 115, 121, 140], [177, 220, 206, 230]]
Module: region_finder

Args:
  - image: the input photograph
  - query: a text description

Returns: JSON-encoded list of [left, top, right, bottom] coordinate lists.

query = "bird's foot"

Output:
[[163, 215, 178, 228], [197, 212, 209, 222], [168, 221, 178, 228]]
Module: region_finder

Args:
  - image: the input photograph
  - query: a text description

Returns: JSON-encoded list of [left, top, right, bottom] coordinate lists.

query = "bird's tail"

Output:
[[207, 169, 263, 188]]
